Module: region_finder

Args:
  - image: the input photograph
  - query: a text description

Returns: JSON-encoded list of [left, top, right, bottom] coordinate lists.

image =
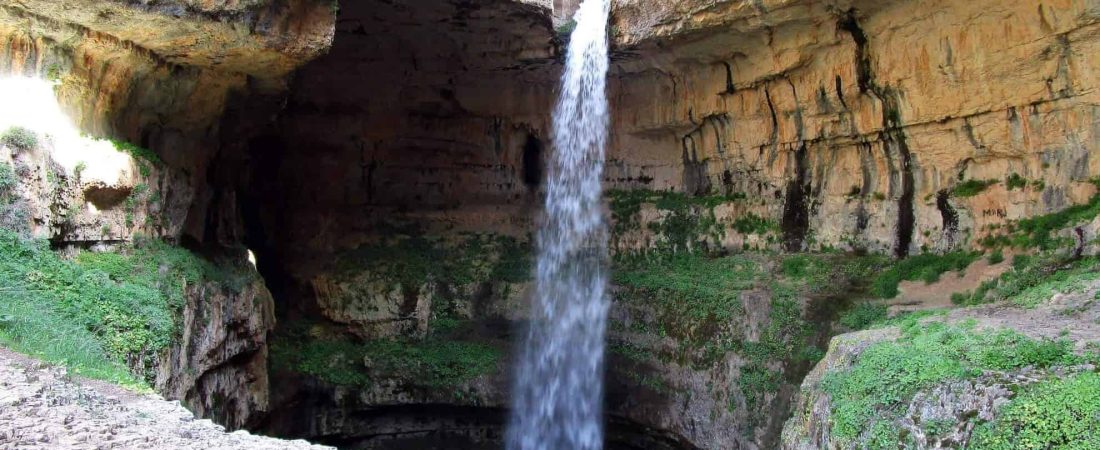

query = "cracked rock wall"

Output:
[[606, 0, 1100, 254]]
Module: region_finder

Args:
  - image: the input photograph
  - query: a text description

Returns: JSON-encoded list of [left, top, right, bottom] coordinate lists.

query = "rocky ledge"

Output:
[[0, 349, 327, 450]]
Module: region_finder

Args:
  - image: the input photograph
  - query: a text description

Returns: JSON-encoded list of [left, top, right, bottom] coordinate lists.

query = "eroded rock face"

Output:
[[605, 0, 1100, 254], [7, 0, 1100, 447]]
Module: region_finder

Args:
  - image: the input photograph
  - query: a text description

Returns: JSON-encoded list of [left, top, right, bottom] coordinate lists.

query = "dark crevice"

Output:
[[521, 133, 543, 189], [681, 135, 711, 195], [835, 75, 849, 110], [763, 85, 780, 147], [837, 9, 872, 93], [936, 190, 958, 249], [839, 9, 915, 258], [720, 61, 735, 94], [782, 143, 810, 252]]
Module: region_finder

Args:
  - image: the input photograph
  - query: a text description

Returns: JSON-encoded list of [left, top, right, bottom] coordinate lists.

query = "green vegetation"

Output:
[[556, 19, 577, 38], [1006, 173, 1028, 190], [980, 178, 1100, 250], [869, 251, 981, 298], [1, 127, 37, 151], [838, 302, 888, 330], [732, 213, 777, 236], [823, 321, 1079, 446], [953, 179, 997, 197], [987, 248, 1004, 265], [614, 253, 759, 345], [613, 251, 889, 431], [109, 139, 161, 166], [269, 323, 500, 389], [335, 233, 531, 288], [0, 162, 15, 201], [606, 189, 755, 253], [970, 372, 1100, 449], [0, 228, 250, 386], [951, 253, 1100, 308], [0, 162, 30, 235]]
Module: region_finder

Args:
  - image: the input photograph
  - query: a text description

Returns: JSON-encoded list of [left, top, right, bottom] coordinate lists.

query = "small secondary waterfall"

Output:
[[506, 1, 612, 450]]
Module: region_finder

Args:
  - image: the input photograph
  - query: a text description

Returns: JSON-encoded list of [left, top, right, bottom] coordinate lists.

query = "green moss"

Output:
[[970, 372, 1100, 449], [335, 233, 532, 288], [106, 139, 160, 177], [606, 189, 747, 252], [269, 326, 500, 389], [981, 179, 1100, 250], [953, 179, 997, 197], [869, 251, 981, 298], [823, 322, 1078, 444], [1, 127, 37, 151]]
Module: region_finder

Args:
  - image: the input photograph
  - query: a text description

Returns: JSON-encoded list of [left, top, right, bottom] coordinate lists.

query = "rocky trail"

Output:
[[0, 349, 330, 450]]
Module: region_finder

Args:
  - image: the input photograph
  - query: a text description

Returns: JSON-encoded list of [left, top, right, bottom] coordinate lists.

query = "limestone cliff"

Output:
[[3, 0, 1100, 448], [606, 0, 1100, 255]]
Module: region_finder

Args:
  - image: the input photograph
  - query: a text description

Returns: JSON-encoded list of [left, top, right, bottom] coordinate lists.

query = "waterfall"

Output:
[[506, 0, 612, 449]]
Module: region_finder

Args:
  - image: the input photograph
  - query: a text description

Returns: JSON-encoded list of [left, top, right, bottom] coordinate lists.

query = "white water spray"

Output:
[[507, 1, 611, 449]]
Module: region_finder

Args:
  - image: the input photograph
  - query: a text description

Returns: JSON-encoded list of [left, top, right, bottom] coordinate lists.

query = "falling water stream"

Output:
[[506, 1, 612, 449]]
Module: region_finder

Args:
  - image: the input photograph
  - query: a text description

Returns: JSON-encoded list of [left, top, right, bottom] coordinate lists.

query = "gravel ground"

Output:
[[0, 348, 331, 450]]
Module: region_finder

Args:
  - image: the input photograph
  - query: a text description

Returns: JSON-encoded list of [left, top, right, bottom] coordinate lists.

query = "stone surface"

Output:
[[0, 348, 328, 450]]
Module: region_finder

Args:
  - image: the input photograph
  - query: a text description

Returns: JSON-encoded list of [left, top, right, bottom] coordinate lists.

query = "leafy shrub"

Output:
[[1005, 173, 1028, 190], [556, 19, 577, 38], [870, 251, 981, 298], [969, 372, 1100, 449], [987, 249, 1005, 265], [838, 302, 888, 330], [1, 127, 37, 151], [953, 179, 997, 197], [733, 213, 777, 235]]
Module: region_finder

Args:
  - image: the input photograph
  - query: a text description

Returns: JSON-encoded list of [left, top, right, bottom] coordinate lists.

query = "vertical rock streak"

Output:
[[507, 0, 611, 449]]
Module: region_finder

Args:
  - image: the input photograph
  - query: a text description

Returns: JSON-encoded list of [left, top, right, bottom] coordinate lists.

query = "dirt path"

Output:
[[0, 348, 331, 450]]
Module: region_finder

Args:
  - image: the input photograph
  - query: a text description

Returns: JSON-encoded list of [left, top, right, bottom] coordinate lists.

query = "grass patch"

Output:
[[0, 228, 251, 385], [823, 321, 1079, 445], [869, 251, 981, 298]]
